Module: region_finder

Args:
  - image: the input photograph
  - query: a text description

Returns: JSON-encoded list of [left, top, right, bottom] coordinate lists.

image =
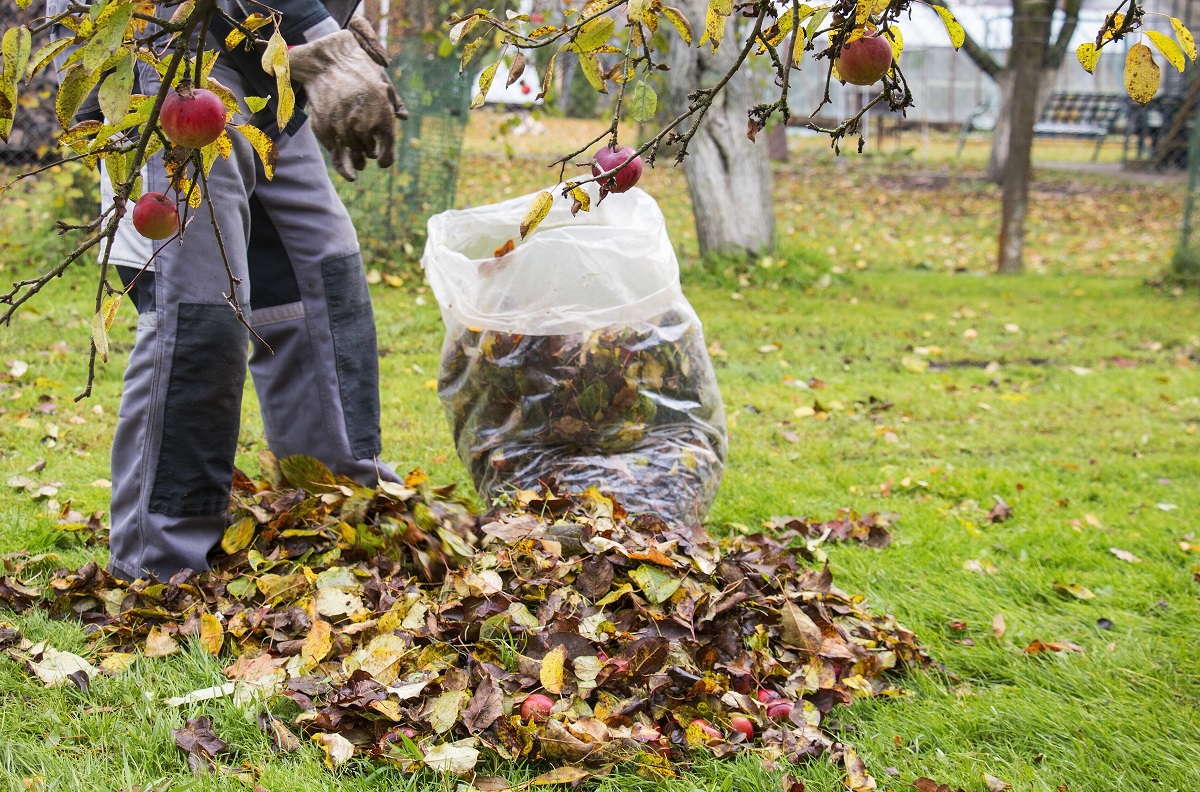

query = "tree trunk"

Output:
[[997, 0, 1052, 274], [665, 0, 774, 260], [985, 66, 1058, 183]]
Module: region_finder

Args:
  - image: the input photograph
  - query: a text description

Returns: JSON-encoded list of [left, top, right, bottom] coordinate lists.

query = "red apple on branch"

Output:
[[131, 192, 179, 240], [834, 31, 894, 86], [591, 144, 643, 196], [160, 86, 227, 149]]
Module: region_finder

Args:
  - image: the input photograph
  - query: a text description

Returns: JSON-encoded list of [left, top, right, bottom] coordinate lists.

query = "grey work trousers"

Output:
[[108, 62, 396, 582]]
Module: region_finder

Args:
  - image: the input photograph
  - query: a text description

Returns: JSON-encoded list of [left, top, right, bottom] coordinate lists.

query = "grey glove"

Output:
[[288, 18, 408, 181]]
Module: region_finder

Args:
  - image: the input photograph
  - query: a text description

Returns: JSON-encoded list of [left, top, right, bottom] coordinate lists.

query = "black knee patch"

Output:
[[247, 194, 302, 310], [148, 303, 247, 517], [321, 254, 382, 459]]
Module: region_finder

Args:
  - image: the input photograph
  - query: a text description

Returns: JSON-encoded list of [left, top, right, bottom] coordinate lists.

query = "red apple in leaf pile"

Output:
[[160, 86, 228, 149], [131, 192, 179, 240], [834, 31, 894, 86], [591, 144, 643, 195], [521, 693, 554, 722]]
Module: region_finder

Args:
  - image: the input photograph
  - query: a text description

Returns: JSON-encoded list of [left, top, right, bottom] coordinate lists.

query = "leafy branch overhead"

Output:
[[451, 0, 1193, 238]]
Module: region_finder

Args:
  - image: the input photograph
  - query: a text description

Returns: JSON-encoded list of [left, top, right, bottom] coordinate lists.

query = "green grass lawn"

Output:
[[2, 132, 1199, 791]]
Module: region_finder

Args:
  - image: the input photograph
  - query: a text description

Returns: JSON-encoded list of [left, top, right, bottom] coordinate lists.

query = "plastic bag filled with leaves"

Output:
[[423, 186, 726, 524]]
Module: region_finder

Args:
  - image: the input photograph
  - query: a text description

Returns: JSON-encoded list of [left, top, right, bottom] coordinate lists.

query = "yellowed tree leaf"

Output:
[[233, 123, 278, 179], [1170, 17, 1197, 61], [932, 6, 965, 50], [883, 25, 903, 62], [1102, 13, 1125, 41], [220, 516, 255, 554], [569, 184, 590, 213], [199, 612, 223, 655], [662, 6, 694, 44], [576, 50, 606, 93], [55, 64, 94, 129], [540, 645, 565, 694], [575, 15, 615, 51], [472, 61, 499, 108], [1076, 42, 1100, 74], [538, 48, 558, 99], [1145, 30, 1185, 72], [532, 766, 591, 785], [423, 740, 479, 775], [28, 647, 96, 687], [1124, 43, 1160, 105], [312, 732, 354, 769], [145, 626, 180, 657], [844, 746, 877, 790], [520, 190, 553, 238], [704, 3, 729, 50], [302, 618, 333, 665]]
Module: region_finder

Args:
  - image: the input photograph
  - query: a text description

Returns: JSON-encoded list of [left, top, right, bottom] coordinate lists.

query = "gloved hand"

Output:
[[288, 17, 408, 181]]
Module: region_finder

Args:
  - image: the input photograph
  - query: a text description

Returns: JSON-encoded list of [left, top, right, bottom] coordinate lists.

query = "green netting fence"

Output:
[[332, 42, 472, 273], [1170, 108, 1200, 285]]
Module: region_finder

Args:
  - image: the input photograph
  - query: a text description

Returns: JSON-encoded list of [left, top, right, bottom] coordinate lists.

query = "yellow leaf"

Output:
[[233, 123, 278, 179], [3, 26, 32, 86], [312, 732, 354, 769], [91, 309, 109, 362], [704, 5, 729, 50], [575, 15, 615, 51], [540, 645, 565, 694], [226, 13, 271, 50], [532, 767, 591, 786], [854, 0, 871, 26], [1124, 42, 1160, 105], [883, 25, 903, 62], [537, 48, 558, 100], [1076, 42, 1100, 74], [260, 30, 293, 128], [662, 6, 694, 45], [26, 37, 73, 81], [215, 129, 232, 160], [220, 516, 256, 554], [520, 190, 553, 238], [145, 626, 180, 657], [1146, 30, 1185, 72], [1170, 17, 1196, 61], [793, 27, 807, 63], [932, 6, 965, 50], [576, 50, 606, 93], [199, 612, 223, 655], [569, 184, 591, 213], [302, 619, 333, 666], [472, 61, 498, 109], [1102, 13, 1125, 41], [460, 39, 483, 71], [55, 63, 95, 129]]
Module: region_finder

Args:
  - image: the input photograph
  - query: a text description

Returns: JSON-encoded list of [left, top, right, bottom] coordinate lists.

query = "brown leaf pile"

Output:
[[0, 455, 928, 784]]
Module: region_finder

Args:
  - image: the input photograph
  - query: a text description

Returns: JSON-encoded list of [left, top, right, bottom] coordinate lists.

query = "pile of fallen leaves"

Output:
[[0, 455, 927, 788]]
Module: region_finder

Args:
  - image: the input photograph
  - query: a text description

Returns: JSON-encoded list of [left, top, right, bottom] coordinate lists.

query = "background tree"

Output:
[[931, 0, 1083, 184], [665, 0, 774, 260]]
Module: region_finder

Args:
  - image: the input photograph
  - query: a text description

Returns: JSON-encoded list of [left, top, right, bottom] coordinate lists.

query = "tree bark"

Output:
[[997, 0, 1052, 274], [665, 0, 774, 260], [985, 67, 1058, 182]]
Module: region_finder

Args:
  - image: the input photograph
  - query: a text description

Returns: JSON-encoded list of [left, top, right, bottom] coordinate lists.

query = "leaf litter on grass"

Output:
[[0, 455, 929, 786]]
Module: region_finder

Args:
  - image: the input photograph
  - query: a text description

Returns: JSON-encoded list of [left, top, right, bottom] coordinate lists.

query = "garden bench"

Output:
[[955, 91, 1127, 160]]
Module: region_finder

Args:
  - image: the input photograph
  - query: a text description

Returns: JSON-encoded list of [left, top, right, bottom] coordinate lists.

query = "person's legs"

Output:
[[245, 118, 397, 484], [107, 63, 256, 581]]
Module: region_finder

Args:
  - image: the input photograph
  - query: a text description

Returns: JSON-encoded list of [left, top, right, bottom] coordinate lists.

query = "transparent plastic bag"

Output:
[[423, 186, 726, 524]]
